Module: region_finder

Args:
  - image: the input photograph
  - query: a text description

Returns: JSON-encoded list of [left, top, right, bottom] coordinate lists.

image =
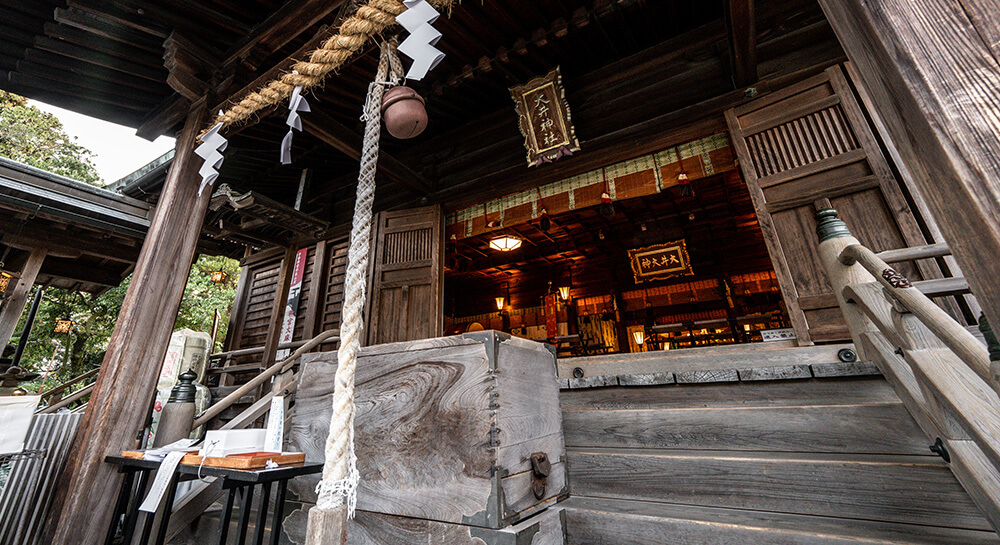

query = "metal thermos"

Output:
[[152, 369, 198, 447]]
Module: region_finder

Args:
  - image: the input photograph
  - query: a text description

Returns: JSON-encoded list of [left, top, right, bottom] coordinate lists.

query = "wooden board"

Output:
[[725, 66, 938, 345], [562, 496, 1000, 545], [120, 450, 305, 469], [567, 448, 992, 530], [562, 403, 927, 454], [281, 506, 565, 545]]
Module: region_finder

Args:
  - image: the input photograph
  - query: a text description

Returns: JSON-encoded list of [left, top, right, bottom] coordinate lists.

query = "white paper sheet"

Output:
[[396, 0, 446, 80], [138, 451, 185, 513], [264, 396, 284, 453], [280, 74, 311, 165], [0, 395, 40, 455], [195, 116, 228, 195]]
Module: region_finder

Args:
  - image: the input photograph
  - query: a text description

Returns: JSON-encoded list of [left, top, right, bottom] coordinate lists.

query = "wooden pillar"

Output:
[[262, 245, 297, 369], [45, 104, 211, 545], [0, 247, 46, 348], [817, 0, 1000, 337]]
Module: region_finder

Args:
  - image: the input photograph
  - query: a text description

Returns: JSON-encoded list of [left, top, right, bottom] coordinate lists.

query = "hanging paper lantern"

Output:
[[489, 235, 522, 252], [677, 171, 694, 197], [211, 270, 228, 284], [0, 270, 13, 298], [382, 86, 428, 139], [539, 208, 551, 232], [54, 317, 75, 335], [600, 192, 615, 217]]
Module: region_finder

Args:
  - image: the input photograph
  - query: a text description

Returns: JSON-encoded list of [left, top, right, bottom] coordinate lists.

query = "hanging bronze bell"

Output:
[[381, 86, 428, 139]]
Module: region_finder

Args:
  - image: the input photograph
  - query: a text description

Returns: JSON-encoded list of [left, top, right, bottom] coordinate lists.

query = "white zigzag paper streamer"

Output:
[[396, 0, 446, 80], [280, 71, 311, 165], [195, 116, 228, 195]]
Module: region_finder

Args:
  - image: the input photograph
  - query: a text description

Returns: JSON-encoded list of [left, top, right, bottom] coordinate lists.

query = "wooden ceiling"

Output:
[[444, 170, 779, 318], [0, 0, 845, 244]]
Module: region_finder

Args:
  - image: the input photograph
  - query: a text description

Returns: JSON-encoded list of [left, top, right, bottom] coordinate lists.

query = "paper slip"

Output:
[[138, 451, 185, 512], [142, 438, 200, 462], [264, 396, 284, 453]]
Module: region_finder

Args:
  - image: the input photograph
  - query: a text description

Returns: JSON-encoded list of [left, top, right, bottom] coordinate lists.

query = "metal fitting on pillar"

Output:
[[152, 369, 198, 447]]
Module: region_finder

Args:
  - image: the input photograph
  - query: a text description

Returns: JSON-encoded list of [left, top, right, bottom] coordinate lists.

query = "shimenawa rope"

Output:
[[205, 0, 454, 134]]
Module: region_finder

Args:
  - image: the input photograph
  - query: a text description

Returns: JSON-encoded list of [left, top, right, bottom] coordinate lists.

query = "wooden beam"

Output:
[[222, 0, 348, 70], [261, 246, 297, 370], [303, 110, 434, 195], [44, 103, 213, 545], [0, 247, 45, 348], [725, 0, 757, 87], [817, 0, 1000, 354]]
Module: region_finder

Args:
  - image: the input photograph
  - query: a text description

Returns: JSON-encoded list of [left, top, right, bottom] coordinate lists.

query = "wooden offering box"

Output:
[[289, 331, 567, 531]]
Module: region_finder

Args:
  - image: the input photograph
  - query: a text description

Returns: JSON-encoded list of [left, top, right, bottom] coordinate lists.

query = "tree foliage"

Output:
[[0, 90, 241, 394], [13, 255, 240, 392], [0, 91, 101, 185]]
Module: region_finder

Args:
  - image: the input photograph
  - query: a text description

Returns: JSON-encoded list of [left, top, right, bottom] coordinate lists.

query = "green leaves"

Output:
[[0, 91, 101, 185]]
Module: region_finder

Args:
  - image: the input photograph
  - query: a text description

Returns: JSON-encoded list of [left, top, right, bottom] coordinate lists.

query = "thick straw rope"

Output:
[[314, 41, 403, 515], [206, 0, 454, 133]]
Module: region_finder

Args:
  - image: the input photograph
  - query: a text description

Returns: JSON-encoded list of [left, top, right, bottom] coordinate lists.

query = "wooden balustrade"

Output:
[[815, 208, 1000, 532], [38, 368, 99, 403], [38, 383, 94, 414]]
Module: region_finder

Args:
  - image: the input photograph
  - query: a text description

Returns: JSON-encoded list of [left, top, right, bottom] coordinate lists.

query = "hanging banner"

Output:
[[628, 240, 694, 283], [544, 294, 559, 338], [276, 248, 308, 360]]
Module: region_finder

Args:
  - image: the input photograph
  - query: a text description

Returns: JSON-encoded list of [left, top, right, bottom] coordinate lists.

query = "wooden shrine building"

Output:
[[2, 0, 1000, 544]]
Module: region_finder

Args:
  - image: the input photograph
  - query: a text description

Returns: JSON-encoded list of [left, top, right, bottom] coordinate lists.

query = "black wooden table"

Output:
[[105, 455, 321, 545]]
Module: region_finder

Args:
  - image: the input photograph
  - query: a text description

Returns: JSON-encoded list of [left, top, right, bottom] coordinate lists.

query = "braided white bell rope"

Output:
[[314, 41, 402, 515]]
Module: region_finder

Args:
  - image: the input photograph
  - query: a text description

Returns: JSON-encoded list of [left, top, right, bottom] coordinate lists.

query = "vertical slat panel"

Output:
[[0, 413, 82, 545]]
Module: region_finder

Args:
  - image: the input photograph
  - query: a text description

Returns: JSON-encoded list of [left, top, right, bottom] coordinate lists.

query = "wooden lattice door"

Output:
[[365, 205, 444, 345], [725, 65, 933, 345]]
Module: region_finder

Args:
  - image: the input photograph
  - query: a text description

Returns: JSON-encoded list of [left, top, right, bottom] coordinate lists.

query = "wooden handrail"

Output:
[[193, 329, 338, 429], [208, 339, 310, 361], [875, 242, 951, 263], [839, 243, 992, 385], [38, 382, 94, 413], [39, 368, 99, 399]]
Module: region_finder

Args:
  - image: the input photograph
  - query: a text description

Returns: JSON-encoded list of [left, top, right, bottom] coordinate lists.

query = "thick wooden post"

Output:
[[0, 247, 46, 347], [45, 104, 212, 545], [817, 0, 1000, 339]]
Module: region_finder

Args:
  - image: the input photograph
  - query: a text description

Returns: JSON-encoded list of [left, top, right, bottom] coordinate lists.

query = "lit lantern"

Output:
[[677, 171, 694, 197], [53, 317, 75, 335], [489, 235, 522, 252], [495, 296, 505, 310], [632, 330, 645, 345], [558, 286, 570, 301], [0, 270, 12, 298], [211, 270, 228, 284]]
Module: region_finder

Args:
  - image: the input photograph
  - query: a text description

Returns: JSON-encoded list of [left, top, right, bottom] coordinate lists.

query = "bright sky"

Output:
[[28, 99, 175, 186]]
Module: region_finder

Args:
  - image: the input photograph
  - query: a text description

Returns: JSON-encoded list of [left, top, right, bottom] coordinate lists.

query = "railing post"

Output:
[[980, 314, 1000, 384], [814, 209, 879, 359]]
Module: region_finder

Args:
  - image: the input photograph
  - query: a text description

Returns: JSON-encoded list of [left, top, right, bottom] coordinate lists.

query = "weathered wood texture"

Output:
[[0, 246, 46, 347], [725, 66, 938, 345], [560, 369, 998, 543], [45, 104, 211, 544], [816, 0, 1000, 343], [288, 332, 565, 536], [283, 505, 565, 545], [365, 205, 444, 346]]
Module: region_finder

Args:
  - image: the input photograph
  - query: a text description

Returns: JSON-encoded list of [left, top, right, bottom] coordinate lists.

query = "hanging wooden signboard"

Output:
[[510, 67, 581, 167], [628, 240, 694, 283]]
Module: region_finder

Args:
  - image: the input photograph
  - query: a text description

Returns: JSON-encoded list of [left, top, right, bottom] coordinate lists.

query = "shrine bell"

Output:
[[381, 86, 427, 139]]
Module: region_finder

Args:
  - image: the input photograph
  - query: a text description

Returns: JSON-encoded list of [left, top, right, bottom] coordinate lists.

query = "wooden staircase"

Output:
[[558, 352, 1000, 544]]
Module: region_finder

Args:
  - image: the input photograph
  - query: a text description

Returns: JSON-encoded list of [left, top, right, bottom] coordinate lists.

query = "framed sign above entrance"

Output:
[[628, 240, 693, 283], [510, 67, 581, 167]]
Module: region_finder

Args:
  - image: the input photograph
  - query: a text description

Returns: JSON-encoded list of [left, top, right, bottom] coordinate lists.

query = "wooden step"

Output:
[[559, 375, 900, 411], [562, 402, 927, 454], [913, 277, 971, 297], [566, 447, 993, 531], [561, 496, 1000, 545]]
